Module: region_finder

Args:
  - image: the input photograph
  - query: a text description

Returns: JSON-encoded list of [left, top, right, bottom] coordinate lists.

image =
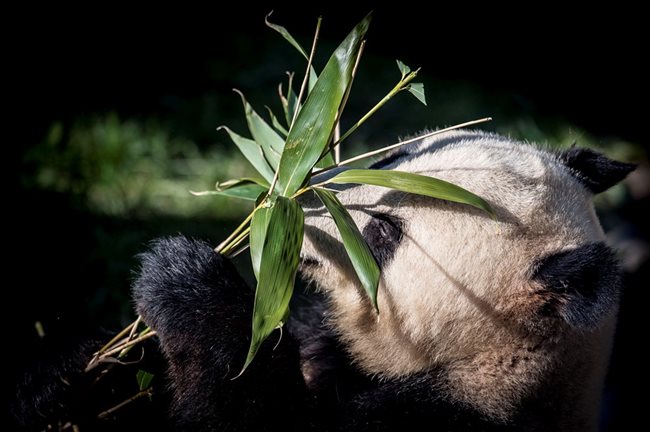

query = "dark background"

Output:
[[8, 2, 647, 430]]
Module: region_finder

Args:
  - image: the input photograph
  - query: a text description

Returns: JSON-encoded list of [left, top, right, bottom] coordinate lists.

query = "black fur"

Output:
[[559, 147, 636, 194], [130, 237, 504, 431], [287, 291, 352, 392], [340, 373, 515, 432], [132, 236, 307, 431], [14, 236, 515, 430], [10, 334, 169, 431], [369, 151, 408, 169], [12, 339, 101, 429], [532, 242, 621, 327], [362, 213, 404, 268]]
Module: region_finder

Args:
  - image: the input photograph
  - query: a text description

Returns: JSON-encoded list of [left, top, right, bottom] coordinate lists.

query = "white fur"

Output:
[[299, 130, 617, 430]]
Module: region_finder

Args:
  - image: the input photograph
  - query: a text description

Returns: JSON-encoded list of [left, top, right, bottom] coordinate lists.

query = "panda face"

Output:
[[299, 130, 630, 420]]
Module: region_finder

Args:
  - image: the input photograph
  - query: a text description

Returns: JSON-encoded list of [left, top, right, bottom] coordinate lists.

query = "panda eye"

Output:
[[362, 213, 403, 268]]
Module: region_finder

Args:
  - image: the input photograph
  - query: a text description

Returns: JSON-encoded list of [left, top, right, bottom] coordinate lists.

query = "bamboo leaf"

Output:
[[278, 75, 293, 126], [234, 90, 284, 168], [314, 188, 380, 310], [279, 77, 302, 128], [136, 370, 154, 391], [249, 205, 272, 280], [216, 184, 266, 201], [217, 126, 275, 183], [396, 59, 411, 76], [316, 151, 336, 168], [275, 14, 371, 197], [286, 88, 299, 129], [265, 13, 318, 94], [265, 106, 288, 137], [407, 83, 427, 106], [216, 177, 269, 189], [308, 68, 318, 93], [327, 169, 494, 216], [265, 12, 309, 58], [241, 197, 304, 374], [191, 181, 267, 201]]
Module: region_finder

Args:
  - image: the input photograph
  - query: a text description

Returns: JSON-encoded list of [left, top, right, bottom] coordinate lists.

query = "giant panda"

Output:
[[13, 130, 635, 431]]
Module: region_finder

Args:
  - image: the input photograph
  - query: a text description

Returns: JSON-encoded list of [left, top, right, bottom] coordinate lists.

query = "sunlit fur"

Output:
[[300, 130, 618, 430]]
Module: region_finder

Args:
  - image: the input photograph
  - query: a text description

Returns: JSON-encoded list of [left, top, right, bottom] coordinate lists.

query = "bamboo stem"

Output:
[[99, 332, 157, 360], [86, 330, 157, 372], [214, 208, 256, 253], [97, 388, 153, 419], [330, 40, 366, 162], [291, 17, 322, 129], [94, 320, 136, 357], [126, 316, 141, 342], [219, 227, 251, 256], [335, 68, 420, 148], [313, 117, 493, 176]]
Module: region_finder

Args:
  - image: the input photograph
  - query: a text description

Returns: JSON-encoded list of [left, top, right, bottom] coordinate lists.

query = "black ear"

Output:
[[532, 242, 621, 327], [559, 147, 636, 194]]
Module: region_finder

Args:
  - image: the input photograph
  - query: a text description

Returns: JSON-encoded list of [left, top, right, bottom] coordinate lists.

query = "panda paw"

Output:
[[132, 236, 253, 344]]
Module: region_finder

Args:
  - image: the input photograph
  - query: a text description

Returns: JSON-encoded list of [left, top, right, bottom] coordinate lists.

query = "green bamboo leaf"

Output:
[[265, 106, 289, 137], [314, 188, 380, 311], [213, 184, 266, 201], [308, 69, 318, 93], [275, 14, 371, 197], [265, 13, 318, 93], [286, 87, 299, 127], [279, 76, 303, 128], [234, 90, 284, 168], [316, 151, 336, 168], [241, 197, 304, 374], [396, 59, 411, 76], [136, 370, 154, 391], [217, 126, 275, 183], [407, 83, 427, 106], [277, 15, 370, 196], [265, 12, 309, 58], [191, 181, 267, 201], [249, 205, 272, 280], [278, 76, 294, 127], [216, 177, 269, 188], [327, 169, 495, 216]]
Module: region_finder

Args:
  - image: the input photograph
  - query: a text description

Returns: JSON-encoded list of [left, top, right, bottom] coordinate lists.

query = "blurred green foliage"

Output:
[[23, 91, 642, 221], [24, 114, 256, 219]]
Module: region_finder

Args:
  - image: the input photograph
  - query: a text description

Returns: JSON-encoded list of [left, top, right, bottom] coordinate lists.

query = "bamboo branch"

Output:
[[330, 40, 366, 163], [291, 17, 322, 128], [86, 331, 157, 372], [335, 68, 420, 148], [97, 388, 153, 420], [312, 117, 493, 177]]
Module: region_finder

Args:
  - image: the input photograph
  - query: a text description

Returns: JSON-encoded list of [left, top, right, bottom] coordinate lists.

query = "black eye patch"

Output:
[[362, 213, 404, 268]]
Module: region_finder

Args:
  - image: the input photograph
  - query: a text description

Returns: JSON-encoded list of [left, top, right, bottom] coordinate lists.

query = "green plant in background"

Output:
[[87, 13, 495, 375], [25, 115, 256, 219]]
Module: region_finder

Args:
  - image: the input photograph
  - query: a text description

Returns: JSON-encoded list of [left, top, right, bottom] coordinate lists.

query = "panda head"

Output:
[[299, 130, 634, 420]]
